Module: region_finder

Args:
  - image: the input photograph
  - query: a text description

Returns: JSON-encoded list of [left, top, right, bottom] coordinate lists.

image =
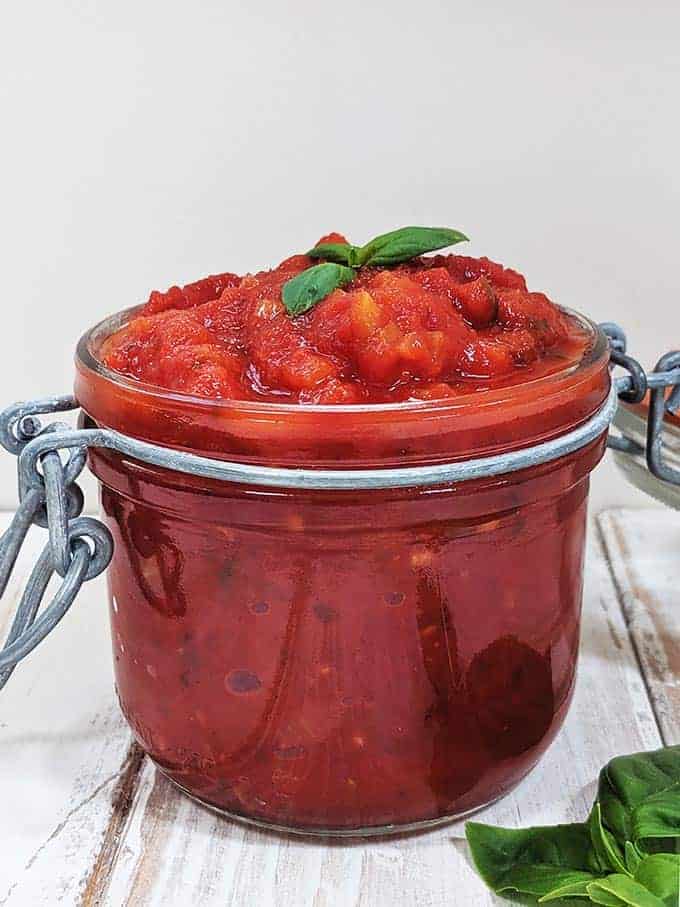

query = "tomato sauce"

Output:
[[100, 234, 590, 406], [75, 237, 612, 833]]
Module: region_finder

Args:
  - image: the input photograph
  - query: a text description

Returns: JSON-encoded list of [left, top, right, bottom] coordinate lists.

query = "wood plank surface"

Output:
[[598, 508, 680, 744], [90, 528, 665, 907], [1, 511, 677, 906], [0, 518, 132, 906]]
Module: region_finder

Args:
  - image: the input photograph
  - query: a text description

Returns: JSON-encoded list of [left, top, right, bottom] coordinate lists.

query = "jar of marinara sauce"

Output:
[[65, 243, 612, 835]]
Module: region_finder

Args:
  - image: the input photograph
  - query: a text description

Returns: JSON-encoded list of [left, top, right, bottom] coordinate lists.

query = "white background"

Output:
[[1, 0, 678, 511]]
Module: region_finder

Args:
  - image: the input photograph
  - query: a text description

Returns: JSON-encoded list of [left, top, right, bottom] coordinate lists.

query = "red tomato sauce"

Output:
[[100, 234, 589, 405], [76, 240, 612, 832]]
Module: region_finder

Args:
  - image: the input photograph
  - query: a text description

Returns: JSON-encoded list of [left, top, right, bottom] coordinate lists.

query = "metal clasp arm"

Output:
[[0, 397, 112, 690], [601, 324, 680, 485], [646, 351, 680, 485], [1, 323, 680, 692]]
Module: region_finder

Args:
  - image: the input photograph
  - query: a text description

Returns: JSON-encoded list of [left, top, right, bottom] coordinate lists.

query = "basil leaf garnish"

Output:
[[631, 783, 680, 846], [634, 854, 680, 904], [307, 243, 361, 267], [359, 226, 468, 267], [282, 262, 356, 316], [294, 225, 468, 311], [586, 873, 668, 906], [589, 803, 629, 875], [308, 226, 468, 269], [625, 843, 644, 875], [465, 821, 597, 901], [466, 745, 680, 905], [598, 746, 680, 845]]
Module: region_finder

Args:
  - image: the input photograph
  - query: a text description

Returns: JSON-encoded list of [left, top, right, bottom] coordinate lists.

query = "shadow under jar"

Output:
[[75, 307, 611, 835]]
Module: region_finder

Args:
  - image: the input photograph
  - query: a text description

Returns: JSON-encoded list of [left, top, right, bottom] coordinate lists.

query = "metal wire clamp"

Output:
[[601, 324, 680, 484], [0, 321, 678, 691]]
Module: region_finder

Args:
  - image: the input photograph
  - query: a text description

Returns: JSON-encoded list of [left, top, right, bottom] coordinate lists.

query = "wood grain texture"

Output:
[[598, 508, 680, 744], [0, 518, 132, 907], [1, 511, 676, 906], [90, 527, 665, 907]]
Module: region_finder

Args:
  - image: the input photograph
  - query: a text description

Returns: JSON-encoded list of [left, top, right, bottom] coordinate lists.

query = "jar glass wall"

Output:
[[75, 309, 611, 834]]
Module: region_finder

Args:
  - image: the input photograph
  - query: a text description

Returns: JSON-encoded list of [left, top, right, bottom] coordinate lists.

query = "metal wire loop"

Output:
[[15, 386, 619, 492], [0, 540, 90, 689], [667, 381, 680, 416], [0, 518, 112, 690], [646, 350, 680, 486], [17, 420, 88, 497], [0, 396, 111, 687], [0, 487, 45, 599], [0, 396, 78, 456], [66, 516, 114, 581], [599, 322, 627, 355], [1, 320, 680, 692], [32, 481, 84, 533], [610, 349, 648, 404]]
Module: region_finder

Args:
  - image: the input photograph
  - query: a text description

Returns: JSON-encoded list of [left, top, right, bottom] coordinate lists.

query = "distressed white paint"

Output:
[[0, 517, 131, 906], [0, 512, 675, 906], [97, 527, 665, 907], [598, 508, 680, 743]]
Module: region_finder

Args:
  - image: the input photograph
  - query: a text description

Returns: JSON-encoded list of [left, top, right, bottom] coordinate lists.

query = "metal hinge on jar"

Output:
[[600, 323, 680, 486], [0, 323, 678, 692]]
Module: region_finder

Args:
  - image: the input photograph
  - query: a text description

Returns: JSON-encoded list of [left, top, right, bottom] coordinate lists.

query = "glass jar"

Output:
[[74, 306, 611, 834]]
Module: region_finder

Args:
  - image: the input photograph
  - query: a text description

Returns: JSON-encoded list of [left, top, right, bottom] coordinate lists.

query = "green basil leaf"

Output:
[[589, 803, 630, 875], [307, 243, 360, 267], [598, 746, 680, 846], [587, 882, 632, 906], [587, 874, 667, 907], [538, 876, 598, 901], [466, 821, 597, 902], [281, 263, 356, 316], [634, 854, 680, 905], [632, 783, 680, 846], [359, 226, 468, 267], [626, 843, 644, 875]]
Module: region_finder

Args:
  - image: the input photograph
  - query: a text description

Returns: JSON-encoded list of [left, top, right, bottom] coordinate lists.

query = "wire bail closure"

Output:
[[0, 321, 678, 691], [600, 325, 680, 485], [0, 396, 114, 690]]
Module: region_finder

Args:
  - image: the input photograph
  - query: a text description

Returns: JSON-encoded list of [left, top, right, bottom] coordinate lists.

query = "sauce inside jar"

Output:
[[76, 237, 611, 832], [100, 232, 591, 406]]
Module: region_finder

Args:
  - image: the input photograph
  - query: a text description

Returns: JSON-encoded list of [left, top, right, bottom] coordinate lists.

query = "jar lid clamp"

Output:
[[0, 321, 678, 692]]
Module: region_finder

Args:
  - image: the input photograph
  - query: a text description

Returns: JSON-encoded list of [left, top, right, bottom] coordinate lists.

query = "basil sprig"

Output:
[[281, 225, 468, 315], [309, 226, 468, 269], [281, 262, 356, 316], [466, 745, 680, 905]]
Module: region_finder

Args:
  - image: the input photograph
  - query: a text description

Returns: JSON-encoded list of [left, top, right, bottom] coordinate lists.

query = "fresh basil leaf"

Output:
[[587, 874, 667, 907], [486, 864, 596, 903], [631, 783, 680, 847], [466, 821, 596, 902], [587, 883, 632, 906], [589, 804, 630, 875], [626, 843, 644, 875], [538, 876, 598, 901], [359, 226, 468, 267], [281, 263, 356, 315], [599, 746, 680, 846], [307, 243, 361, 267], [634, 854, 680, 905]]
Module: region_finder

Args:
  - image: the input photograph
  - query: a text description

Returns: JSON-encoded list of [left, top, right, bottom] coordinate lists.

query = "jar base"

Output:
[[154, 764, 514, 838]]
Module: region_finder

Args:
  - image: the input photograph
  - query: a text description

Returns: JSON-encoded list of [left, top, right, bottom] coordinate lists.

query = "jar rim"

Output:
[[74, 305, 611, 468], [76, 304, 608, 415]]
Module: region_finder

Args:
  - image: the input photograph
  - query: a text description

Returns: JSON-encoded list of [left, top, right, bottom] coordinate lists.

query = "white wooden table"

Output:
[[1, 509, 678, 906]]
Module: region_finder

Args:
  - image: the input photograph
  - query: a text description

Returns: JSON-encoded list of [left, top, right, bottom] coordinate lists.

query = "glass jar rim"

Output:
[[74, 304, 611, 468], [76, 304, 608, 416]]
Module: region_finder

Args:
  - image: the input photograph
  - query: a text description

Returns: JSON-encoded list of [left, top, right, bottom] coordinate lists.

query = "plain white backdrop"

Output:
[[1, 0, 678, 511]]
